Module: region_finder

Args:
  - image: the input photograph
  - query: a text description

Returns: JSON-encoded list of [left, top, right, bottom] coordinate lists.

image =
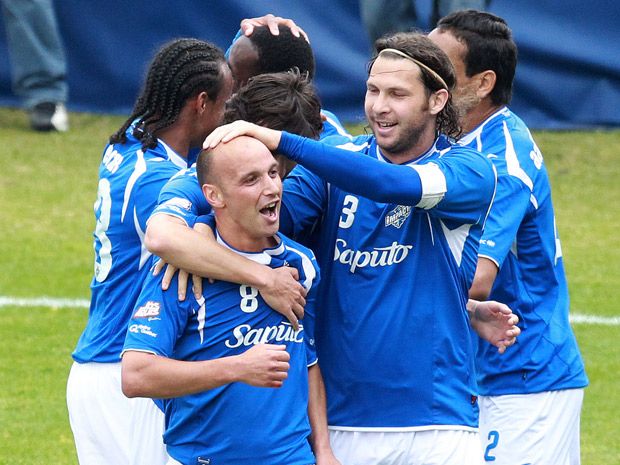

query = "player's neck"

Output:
[[462, 101, 503, 134], [215, 222, 278, 253], [154, 126, 191, 159], [380, 125, 437, 164]]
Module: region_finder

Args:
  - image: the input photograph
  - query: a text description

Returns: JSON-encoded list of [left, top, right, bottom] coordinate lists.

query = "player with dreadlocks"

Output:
[[66, 38, 233, 465]]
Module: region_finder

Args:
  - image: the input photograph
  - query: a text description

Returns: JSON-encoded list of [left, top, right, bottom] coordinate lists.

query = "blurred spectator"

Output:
[[359, 0, 490, 43], [1, 0, 69, 131]]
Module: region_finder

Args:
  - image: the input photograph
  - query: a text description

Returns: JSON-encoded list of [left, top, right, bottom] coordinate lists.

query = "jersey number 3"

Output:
[[339, 195, 359, 229]]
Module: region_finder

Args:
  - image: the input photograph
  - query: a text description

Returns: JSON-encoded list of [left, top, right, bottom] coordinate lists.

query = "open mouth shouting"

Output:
[[259, 199, 280, 224]]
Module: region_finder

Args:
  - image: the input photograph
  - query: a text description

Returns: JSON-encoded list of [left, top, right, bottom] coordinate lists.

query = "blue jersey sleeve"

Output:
[[429, 148, 497, 224], [151, 167, 211, 227], [278, 132, 423, 205], [478, 163, 531, 267], [123, 271, 191, 357], [281, 164, 327, 238], [133, 164, 181, 234]]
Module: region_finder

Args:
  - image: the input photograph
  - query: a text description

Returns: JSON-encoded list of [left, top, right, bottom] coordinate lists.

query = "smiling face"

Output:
[[203, 136, 282, 252], [364, 55, 439, 163]]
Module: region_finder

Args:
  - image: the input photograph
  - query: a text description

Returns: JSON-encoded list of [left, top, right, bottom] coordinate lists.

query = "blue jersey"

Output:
[[72, 127, 188, 363], [320, 109, 352, 139], [123, 232, 319, 465], [278, 133, 496, 430], [459, 107, 588, 395]]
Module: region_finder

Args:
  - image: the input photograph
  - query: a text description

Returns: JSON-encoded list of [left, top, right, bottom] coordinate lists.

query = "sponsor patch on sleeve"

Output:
[[133, 301, 161, 319]]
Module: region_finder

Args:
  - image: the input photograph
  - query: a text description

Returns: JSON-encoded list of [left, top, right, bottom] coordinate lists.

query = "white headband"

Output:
[[378, 48, 449, 90]]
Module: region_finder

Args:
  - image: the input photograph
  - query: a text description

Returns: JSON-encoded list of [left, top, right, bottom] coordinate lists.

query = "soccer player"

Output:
[[428, 11, 588, 464], [227, 18, 351, 139], [149, 70, 322, 240], [65, 38, 235, 465], [162, 32, 520, 465], [121, 136, 340, 465]]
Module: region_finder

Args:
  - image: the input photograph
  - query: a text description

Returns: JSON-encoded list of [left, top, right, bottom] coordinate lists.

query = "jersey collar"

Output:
[[158, 139, 188, 169], [215, 230, 285, 264], [459, 106, 509, 147]]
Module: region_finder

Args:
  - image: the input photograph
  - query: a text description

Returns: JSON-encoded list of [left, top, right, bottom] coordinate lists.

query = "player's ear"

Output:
[[476, 70, 496, 100], [429, 88, 449, 115], [203, 184, 224, 209], [195, 91, 210, 115]]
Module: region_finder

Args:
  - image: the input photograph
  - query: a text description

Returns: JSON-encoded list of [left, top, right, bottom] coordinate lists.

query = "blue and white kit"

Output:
[[67, 125, 191, 465], [459, 107, 588, 395], [275, 132, 496, 430], [123, 232, 320, 465], [72, 126, 190, 363], [150, 130, 496, 431]]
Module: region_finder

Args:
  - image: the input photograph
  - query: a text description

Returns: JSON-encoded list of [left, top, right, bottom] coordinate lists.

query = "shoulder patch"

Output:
[[133, 301, 161, 318]]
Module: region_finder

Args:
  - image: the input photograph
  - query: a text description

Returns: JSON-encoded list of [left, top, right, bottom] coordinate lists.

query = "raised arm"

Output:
[[203, 121, 425, 206]]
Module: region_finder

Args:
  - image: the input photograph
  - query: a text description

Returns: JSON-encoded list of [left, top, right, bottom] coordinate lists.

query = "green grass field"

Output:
[[0, 107, 619, 464]]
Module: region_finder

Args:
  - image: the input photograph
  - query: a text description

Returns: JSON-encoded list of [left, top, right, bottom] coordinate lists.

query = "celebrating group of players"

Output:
[[66, 10, 588, 465]]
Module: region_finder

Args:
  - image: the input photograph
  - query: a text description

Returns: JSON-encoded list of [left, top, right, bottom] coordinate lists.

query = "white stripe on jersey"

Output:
[[503, 123, 533, 191], [135, 208, 151, 270], [323, 113, 353, 139], [286, 246, 316, 291], [122, 149, 146, 222], [336, 141, 369, 152], [439, 221, 472, 267], [410, 162, 446, 209]]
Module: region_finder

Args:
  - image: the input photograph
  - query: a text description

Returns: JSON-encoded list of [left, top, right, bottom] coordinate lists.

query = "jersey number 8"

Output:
[[239, 285, 259, 313]]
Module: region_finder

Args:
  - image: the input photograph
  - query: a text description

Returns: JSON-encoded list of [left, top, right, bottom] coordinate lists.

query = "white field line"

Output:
[[0, 296, 90, 308], [0, 295, 619, 326]]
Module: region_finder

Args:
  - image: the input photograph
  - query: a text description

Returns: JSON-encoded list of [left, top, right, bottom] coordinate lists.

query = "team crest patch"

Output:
[[385, 205, 412, 228], [133, 301, 161, 318]]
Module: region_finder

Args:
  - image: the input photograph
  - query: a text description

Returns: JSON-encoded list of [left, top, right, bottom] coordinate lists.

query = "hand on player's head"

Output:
[[241, 14, 309, 43]]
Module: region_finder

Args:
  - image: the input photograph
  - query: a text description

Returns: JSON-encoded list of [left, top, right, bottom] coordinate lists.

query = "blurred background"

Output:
[[1, 0, 619, 129]]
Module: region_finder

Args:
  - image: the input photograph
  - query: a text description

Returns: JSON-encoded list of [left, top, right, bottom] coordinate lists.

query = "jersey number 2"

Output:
[[484, 430, 499, 461]]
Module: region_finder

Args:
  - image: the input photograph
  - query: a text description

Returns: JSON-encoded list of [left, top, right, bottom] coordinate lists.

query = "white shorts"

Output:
[[66, 361, 169, 465], [479, 389, 584, 465], [329, 429, 484, 465]]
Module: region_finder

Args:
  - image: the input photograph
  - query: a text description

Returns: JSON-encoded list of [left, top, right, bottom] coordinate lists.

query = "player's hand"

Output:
[[153, 259, 194, 301], [259, 266, 306, 330], [315, 450, 342, 465], [236, 344, 291, 388], [470, 300, 521, 354], [203, 120, 282, 151], [240, 14, 309, 42]]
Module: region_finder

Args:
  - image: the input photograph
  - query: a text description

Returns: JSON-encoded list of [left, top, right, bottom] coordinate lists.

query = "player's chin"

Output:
[[266, 222, 280, 237]]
